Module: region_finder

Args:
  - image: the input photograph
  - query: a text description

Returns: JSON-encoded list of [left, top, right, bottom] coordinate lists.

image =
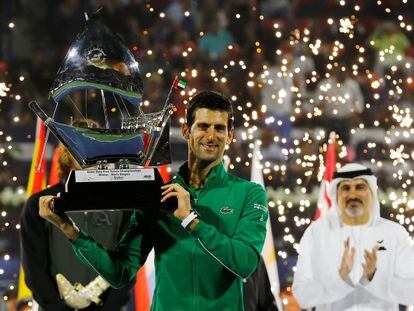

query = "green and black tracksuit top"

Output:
[[21, 183, 133, 311], [71, 162, 268, 310]]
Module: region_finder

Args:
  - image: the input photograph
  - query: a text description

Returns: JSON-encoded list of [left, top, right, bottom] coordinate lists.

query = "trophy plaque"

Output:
[[29, 10, 184, 212]]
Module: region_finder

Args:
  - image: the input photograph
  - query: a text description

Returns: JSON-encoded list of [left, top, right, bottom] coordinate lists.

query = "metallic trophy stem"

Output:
[[100, 89, 110, 129], [142, 77, 178, 166]]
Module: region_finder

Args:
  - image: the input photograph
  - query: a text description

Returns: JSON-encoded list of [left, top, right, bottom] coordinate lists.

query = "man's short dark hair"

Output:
[[186, 91, 234, 129]]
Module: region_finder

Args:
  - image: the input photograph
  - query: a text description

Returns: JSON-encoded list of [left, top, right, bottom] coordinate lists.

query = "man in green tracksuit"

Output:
[[38, 90, 268, 310]]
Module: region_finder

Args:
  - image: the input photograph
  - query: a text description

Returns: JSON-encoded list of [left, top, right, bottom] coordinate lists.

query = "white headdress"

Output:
[[325, 163, 380, 227]]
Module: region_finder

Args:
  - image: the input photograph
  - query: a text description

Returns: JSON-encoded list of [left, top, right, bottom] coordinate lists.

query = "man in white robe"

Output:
[[293, 163, 414, 310]]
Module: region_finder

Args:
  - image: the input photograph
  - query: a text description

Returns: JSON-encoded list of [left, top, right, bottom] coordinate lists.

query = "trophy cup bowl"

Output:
[[29, 10, 181, 212]]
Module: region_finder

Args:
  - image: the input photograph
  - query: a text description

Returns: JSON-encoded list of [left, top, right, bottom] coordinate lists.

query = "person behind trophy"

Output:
[[20, 119, 134, 311]]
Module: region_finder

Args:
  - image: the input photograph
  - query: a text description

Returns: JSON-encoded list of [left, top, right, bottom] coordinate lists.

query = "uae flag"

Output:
[[173, 78, 186, 90], [314, 131, 336, 220]]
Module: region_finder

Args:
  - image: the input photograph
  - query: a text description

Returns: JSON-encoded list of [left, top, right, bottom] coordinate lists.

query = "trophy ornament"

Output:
[[29, 9, 185, 211]]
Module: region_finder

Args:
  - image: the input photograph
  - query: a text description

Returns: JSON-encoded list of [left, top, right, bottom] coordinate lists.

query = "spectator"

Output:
[[260, 52, 297, 146], [20, 120, 134, 311], [315, 67, 364, 144], [368, 21, 411, 76], [293, 163, 414, 309], [198, 16, 235, 63]]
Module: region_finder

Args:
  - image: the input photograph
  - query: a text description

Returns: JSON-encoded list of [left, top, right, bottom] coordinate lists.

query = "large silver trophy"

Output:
[[29, 11, 184, 212]]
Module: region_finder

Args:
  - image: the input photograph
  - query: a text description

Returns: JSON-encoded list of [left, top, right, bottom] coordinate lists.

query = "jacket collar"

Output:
[[176, 161, 227, 190]]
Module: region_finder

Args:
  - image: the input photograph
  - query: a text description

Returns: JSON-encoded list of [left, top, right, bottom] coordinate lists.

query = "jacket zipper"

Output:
[[192, 194, 198, 311], [192, 184, 243, 279]]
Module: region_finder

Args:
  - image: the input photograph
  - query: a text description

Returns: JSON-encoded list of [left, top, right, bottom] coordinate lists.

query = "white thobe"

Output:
[[293, 216, 414, 310]]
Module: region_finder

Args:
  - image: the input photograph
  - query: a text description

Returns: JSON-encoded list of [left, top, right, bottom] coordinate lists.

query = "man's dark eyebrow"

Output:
[[339, 180, 367, 189], [196, 122, 227, 128], [197, 122, 209, 127]]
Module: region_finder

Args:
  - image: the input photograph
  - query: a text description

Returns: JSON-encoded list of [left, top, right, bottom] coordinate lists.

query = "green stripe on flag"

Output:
[[178, 80, 186, 89]]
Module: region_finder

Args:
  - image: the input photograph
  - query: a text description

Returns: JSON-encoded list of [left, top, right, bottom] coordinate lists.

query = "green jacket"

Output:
[[71, 162, 268, 310]]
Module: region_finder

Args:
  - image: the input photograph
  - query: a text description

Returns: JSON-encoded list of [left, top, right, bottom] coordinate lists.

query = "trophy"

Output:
[[29, 10, 185, 212]]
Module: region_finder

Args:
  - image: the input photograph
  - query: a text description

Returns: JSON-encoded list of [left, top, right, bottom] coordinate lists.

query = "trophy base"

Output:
[[53, 168, 170, 212]]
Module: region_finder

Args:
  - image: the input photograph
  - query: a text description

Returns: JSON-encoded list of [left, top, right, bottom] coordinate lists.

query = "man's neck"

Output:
[[188, 157, 221, 189], [342, 215, 370, 226]]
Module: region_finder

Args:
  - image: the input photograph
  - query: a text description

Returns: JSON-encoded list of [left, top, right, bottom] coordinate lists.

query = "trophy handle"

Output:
[[143, 77, 180, 166], [28, 101, 52, 124], [143, 118, 171, 167], [28, 100, 88, 167]]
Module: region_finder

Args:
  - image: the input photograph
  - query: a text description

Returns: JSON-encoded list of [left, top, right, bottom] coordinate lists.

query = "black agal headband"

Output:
[[333, 168, 373, 179]]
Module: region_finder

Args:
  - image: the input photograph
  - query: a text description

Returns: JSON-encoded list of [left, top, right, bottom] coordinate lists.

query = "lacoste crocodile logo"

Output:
[[220, 206, 234, 214]]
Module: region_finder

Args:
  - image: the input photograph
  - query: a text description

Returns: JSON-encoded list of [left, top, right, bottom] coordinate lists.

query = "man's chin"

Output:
[[199, 156, 218, 162], [345, 207, 365, 218], [196, 153, 219, 162]]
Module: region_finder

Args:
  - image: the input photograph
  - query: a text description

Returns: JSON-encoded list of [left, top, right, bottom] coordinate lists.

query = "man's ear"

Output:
[[182, 123, 190, 140], [226, 127, 234, 145]]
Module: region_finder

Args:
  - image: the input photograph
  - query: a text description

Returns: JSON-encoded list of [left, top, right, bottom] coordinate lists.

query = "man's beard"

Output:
[[344, 206, 366, 218]]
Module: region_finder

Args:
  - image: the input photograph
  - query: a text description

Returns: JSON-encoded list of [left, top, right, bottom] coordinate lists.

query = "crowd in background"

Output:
[[1, 0, 414, 296], [1, 0, 414, 189]]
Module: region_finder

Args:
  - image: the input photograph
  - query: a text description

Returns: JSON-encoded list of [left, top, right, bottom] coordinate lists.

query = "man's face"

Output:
[[182, 108, 233, 163], [337, 178, 373, 225]]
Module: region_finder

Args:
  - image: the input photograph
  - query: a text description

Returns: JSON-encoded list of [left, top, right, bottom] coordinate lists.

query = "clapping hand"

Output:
[[339, 237, 355, 281], [362, 245, 380, 281]]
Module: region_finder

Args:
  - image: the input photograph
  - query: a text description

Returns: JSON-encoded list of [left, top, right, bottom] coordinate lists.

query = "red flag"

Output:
[[18, 117, 48, 300], [135, 268, 151, 311], [314, 131, 336, 220], [48, 147, 60, 186], [158, 164, 171, 183], [26, 117, 47, 197]]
